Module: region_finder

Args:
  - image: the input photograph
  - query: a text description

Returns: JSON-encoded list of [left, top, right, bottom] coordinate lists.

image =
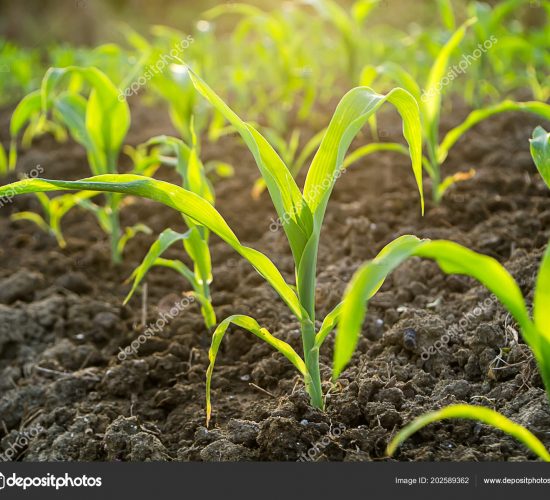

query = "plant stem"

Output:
[[108, 194, 122, 264], [301, 319, 324, 409], [426, 143, 441, 204]]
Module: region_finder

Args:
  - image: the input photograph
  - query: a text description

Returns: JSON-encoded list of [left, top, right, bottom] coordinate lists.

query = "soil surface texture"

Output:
[[0, 99, 549, 462]]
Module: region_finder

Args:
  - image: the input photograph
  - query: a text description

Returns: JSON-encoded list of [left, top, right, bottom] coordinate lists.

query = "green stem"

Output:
[[426, 142, 441, 204], [108, 194, 122, 264], [301, 319, 324, 409]]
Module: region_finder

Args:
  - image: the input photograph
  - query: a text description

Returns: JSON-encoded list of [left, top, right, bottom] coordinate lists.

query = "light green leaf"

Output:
[[206, 315, 306, 425], [437, 0, 456, 31], [10, 211, 50, 233], [387, 404, 550, 462], [0, 142, 7, 176], [334, 235, 427, 378], [439, 101, 550, 165], [0, 175, 306, 321], [530, 126, 550, 188], [117, 223, 152, 256], [314, 302, 343, 349], [10, 90, 41, 138], [304, 86, 424, 223], [343, 142, 410, 169], [335, 237, 535, 379], [423, 18, 476, 132]]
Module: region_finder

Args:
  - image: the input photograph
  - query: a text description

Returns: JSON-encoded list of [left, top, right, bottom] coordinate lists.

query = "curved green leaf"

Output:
[[206, 315, 306, 425], [387, 404, 550, 462], [343, 142, 410, 169], [125, 228, 196, 304], [334, 235, 427, 378], [304, 86, 424, 223], [187, 67, 313, 265], [439, 101, 550, 165], [0, 175, 306, 321], [530, 126, 550, 188], [334, 237, 535, 379], [423, 18, 476, 131]]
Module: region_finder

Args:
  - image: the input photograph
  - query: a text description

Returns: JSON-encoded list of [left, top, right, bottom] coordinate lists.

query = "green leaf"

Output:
[[530, 126, 550, 188], [304, 86, 424, 224], [534, 244, 550, 338], [206, 315, 306, 426], [10, 211, 50, 233], [0, 142, 7, 176], [0, 175, 306, 321], [152, 258, 196, 286], [439, 101, 550, 165], [387, 404, 550, 461], [343, 142, 410, 169], [423, 18, 475, 156], [187, 67, 313, 267], [437, 0, 456, 31], [314, 302, 343, 349], [10, 90, 41, 138], [117, 223, 152, 256], [41, 67, 130, 173], [533, 244, 550, 393], [359, 63, 422, 102], [335, 237, 535, 379], [334, 235, 427, 378]]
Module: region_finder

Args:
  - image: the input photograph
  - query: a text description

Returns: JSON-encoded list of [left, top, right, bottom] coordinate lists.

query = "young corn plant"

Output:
[[10, 191, 98, 248], [8, 66, 147, 263], [334, 224, 550, 460], [123, 134, 217, 330], [0, 70, 424, 424], [358, 19, 550, 203]]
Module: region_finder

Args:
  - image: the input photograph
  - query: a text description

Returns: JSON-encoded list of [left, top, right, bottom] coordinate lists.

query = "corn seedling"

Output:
[[7, 66, 150, 263], [334, 231, 550, 460], [0, 70, 424, 423], [302, 0, 380, 82], [359, 19, 550, 202], [10, 191, 98, 248], [124, 134, 217, 330]]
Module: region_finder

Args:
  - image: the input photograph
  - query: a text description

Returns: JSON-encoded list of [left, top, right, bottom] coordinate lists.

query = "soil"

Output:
[[0, 97, 549, 462]]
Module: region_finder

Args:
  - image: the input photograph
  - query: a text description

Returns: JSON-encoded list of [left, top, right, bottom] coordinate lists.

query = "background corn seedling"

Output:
[[358, 18, 550, 202], [123, 133, 217, 330], [7, 66, 154, 263], [380, 127, 550, 461], [0, 69, 424, 423]]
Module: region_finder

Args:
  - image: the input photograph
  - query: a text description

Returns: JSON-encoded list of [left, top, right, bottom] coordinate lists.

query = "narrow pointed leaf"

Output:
[[387, 404, 550, 462], [530, 126, 550, 188], [0, 175, 305, 320], [206, 315, 306, 425], [439, 101, 550, 165]]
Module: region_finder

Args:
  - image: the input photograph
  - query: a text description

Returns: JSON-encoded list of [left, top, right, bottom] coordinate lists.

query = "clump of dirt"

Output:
[[0, 100, 549, 462]]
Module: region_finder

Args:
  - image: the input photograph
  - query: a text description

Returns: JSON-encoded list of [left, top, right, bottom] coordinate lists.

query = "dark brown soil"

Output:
[[0, 99, 549, 462]]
